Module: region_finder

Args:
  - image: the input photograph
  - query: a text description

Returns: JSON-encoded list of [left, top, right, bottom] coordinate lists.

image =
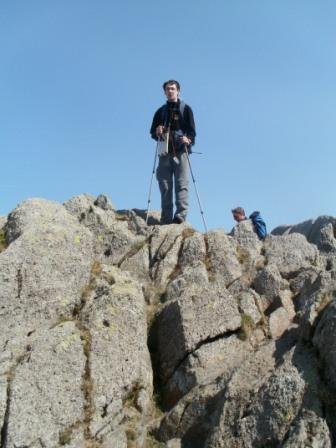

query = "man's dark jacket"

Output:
[[150, 100, 196, 152]]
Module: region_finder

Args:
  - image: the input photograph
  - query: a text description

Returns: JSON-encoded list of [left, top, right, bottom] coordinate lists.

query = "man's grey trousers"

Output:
[[156, 151, 189, 224]]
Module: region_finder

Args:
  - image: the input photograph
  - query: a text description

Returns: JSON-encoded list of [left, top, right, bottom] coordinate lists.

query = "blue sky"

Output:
[[1, 0, 335, 232]]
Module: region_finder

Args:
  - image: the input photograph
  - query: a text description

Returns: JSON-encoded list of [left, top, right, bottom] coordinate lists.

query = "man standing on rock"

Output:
[[150, 80, 196, 225]]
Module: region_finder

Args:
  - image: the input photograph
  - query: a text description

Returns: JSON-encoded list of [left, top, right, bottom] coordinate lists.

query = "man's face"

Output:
[[233, 212, 245, 222], [164, 83, 179, 102]]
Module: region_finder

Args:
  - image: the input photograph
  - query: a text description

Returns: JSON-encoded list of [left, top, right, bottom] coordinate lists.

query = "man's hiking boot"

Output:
[[173, 216, 184, 224]]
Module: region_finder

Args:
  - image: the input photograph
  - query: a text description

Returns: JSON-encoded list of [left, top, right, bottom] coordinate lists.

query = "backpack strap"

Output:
[[179, 100, 185, 117]]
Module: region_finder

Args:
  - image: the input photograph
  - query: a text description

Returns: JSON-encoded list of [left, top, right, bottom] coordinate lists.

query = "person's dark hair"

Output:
[[232, 206, 245, 216], [163, 80, 180, 91]]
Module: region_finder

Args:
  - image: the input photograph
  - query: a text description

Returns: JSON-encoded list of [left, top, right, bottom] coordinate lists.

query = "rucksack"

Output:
[[249, 211, 267, 240]]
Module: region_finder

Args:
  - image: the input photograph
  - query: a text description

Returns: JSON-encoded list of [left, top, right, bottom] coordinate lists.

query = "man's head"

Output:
[[232, 207, 246, 222], [163, 80, 180, 102]]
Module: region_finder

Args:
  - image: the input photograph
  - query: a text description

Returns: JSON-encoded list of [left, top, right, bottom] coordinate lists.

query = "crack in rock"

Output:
[[16, 268, 23, 299], [203, 234, 215, 282], [65, 261, 103, 446], [1, 352, 29, 448], [117, 238, 149, 268], [163, 328, 241, 386]]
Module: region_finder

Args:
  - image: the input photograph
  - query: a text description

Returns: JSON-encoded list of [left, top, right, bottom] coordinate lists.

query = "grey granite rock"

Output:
[[5, 322, 86, 447], [94, 193, 114, 211], [1, 197, 336, 447], [230, 218, 263, 256], [264, 233, 320, 278], [269, 307, 291, 338], [283, 410, 332, 448], [205, 230, 242, 286], [0, 198, 94, 367], [79, 265, 153, 441], [204, 341, 278, 448], [158, 381, 224, 445], [126, 208, 161, 227], [272, 216, 336, 252], [156, 283, 241, 383], [166, 439, 181, 448], [237, 289, 262, 325], [0, 216, 7, 228], [64, 194, 145, 265], [164, 264, 209, 302], [313, 300, 336, 391], [237, 349, 307, 447], [179, 231, 206, 268], [297, 271, 336, 340], [253, 264, 287, 299], [163, 335, 251, 408], [119, 240, 150, 284], [149, 223, 189, 288], [164, 232, 209, 302]]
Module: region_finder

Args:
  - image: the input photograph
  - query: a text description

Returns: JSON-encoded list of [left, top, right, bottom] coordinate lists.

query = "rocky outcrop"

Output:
[[0, 198, 152, 447], [0, 195, 336, 447]]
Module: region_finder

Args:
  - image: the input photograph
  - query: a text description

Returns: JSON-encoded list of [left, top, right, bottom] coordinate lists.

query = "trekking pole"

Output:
[[185, 148, 208, 233], [145, 141, 159, 225]]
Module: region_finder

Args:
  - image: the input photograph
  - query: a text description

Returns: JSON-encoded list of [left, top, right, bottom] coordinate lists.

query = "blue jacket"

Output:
[[249, 211, 267, 240]]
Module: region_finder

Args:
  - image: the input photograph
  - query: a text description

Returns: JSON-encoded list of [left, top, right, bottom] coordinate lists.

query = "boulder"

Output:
[[158, 381, 224, 445], [164, 232, 209, 302], [0, 198, 94, 365], [118, 241, 150, 284], [313, 300, 336, 391], [253, 264, 287, 299], [179, 231, 206, 269], [4, 322, 86, 447], [205, 230, 242, 286], [149, 223, 190, 288], [269, 307, 291, 338], [264, 234, 320, 278], [79, 265, 153, 441], [296, 271, 336, 340], [155, 283, 241, 383], [239, 351, 306, 447], [230, 218, 263, 257], [125, 208, 161, 227], [163, 335, 251, 408], [283, 410, 332, 448], [64, 194, 145, 265], [272, 215, 336, 253], [204, 341, 278, 447], [237, 289, 262, 325], [272, 219, 314, 238], [94, 193, 114, 211], [289, 268, 320, 296], [164, 265, 209, 302], [205, 342, 318, 448]]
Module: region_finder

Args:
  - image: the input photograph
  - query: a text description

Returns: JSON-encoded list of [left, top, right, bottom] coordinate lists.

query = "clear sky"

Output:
[[1, 0, 335, 232]]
